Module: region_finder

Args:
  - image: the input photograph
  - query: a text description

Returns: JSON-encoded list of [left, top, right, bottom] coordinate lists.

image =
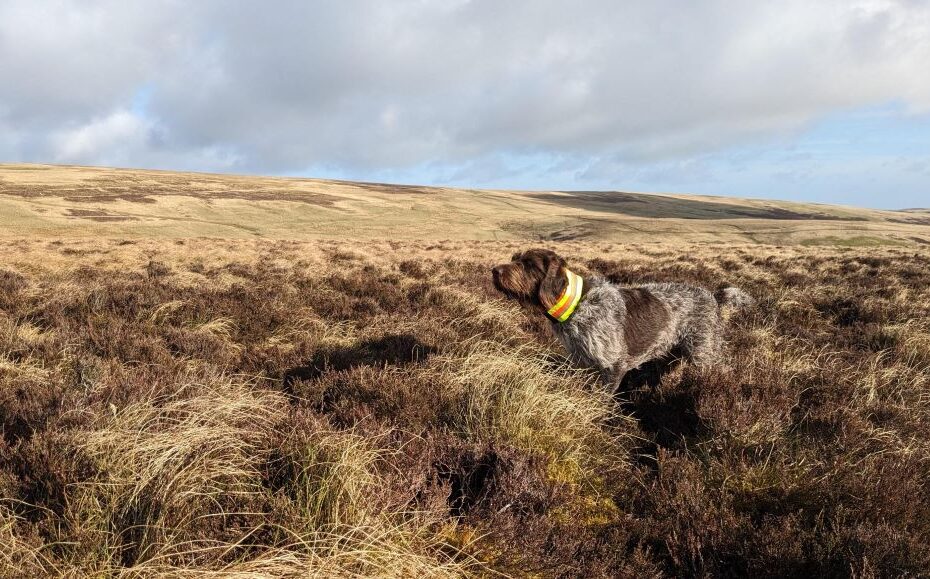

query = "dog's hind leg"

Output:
[[681, 321, 723, 369]]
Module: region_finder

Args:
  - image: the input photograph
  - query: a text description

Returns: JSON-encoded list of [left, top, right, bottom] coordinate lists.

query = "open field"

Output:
[[2, 164, 929, 245], [1, 236, 929, 577], [1, 165, 930, 576]]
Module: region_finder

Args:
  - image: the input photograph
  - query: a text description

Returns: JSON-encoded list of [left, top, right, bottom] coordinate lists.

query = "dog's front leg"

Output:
[[599, 365, 626, 390]]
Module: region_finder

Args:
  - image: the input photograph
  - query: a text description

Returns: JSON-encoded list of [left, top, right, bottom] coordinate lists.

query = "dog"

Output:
[[491, 248, 753, 388]]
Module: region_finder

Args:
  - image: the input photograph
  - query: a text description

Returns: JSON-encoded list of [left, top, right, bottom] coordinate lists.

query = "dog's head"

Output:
[[491, 248, 569, 311]]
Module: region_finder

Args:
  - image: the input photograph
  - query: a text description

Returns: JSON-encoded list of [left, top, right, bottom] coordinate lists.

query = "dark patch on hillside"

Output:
[[65, 209, 138, 222], [890, 216, 930, 226], [531, 190, 867, 221], [344, 180, 440, 195], [0, 175, 342, 206]]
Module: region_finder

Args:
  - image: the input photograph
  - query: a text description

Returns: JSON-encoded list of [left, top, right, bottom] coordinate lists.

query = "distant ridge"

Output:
[[1, 163, 927, 245]]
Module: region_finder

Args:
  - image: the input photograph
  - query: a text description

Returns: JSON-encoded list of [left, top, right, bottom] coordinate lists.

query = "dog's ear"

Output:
[[537, 253, 567, 309]]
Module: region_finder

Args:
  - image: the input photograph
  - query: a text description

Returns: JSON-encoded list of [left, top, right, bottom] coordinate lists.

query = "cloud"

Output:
[[52, 110, 151, 164], [1, 0, 929, 205]]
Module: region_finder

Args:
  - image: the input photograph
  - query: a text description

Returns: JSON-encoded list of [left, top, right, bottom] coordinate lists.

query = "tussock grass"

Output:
[[438, 341, 629, 475], [0, 505, 46, 577], [1, 238, 929, 576], [59, 379, 283, 569]]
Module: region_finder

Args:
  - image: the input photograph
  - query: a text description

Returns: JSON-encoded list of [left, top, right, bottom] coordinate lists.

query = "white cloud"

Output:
[[1, 0, 929, 202], [52, 110, 151, 164]]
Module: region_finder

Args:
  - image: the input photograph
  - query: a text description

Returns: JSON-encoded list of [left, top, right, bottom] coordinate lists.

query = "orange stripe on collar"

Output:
[[547, 269, 583, 322]]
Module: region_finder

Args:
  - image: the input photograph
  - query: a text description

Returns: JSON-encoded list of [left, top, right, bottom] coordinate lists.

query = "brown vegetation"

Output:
[[1, 238, 929, 577], [4, 164, 930, 244]]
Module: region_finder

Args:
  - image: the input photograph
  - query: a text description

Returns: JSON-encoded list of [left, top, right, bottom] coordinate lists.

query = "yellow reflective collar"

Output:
[[547, 269, 583, 323]]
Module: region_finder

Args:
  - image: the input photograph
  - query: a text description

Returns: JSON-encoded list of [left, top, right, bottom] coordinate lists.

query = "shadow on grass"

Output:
[[282, 333, 436, 395], [616, 357, 707, 453]]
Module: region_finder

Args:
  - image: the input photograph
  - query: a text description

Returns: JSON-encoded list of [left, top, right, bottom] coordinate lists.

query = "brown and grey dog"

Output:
[[492, 248, 753, 388]]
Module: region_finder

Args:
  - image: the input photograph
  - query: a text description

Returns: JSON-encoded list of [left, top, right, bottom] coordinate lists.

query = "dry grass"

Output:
[[3, 163, 930, 245], [1, 237, 929, 577]]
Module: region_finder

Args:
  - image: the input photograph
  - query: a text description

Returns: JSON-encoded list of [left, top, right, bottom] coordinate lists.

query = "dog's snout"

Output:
[[492, 265, 503, 277]]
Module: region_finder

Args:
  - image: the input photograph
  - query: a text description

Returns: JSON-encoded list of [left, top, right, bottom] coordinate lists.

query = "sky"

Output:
[[1, 1, 929, 209]]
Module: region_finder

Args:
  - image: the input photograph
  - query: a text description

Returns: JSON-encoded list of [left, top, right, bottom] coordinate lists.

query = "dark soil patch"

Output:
[[1, 176, 343, 207], [65, 209, 138, 222], [344, 180, 440, 195], [530, 191, 866, 221]]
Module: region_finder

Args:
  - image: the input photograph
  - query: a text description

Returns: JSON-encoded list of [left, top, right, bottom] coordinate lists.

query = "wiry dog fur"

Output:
[[492, 248, 753, 387]]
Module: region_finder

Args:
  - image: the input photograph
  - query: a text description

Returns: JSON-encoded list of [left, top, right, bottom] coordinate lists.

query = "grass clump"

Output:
[[440, 340, 627, 475], [1, 238, 929, 576]]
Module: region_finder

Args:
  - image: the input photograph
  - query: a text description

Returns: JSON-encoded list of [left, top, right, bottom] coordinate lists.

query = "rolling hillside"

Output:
[[1, 163, 927, 245], [2, 163, 930, 575]]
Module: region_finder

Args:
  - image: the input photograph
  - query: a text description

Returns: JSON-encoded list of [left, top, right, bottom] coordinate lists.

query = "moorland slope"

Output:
[[2, 163, 928, 245]]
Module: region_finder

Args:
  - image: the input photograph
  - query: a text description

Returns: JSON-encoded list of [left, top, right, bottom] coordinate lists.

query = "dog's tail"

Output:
[[714, 286, 755, 313]]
